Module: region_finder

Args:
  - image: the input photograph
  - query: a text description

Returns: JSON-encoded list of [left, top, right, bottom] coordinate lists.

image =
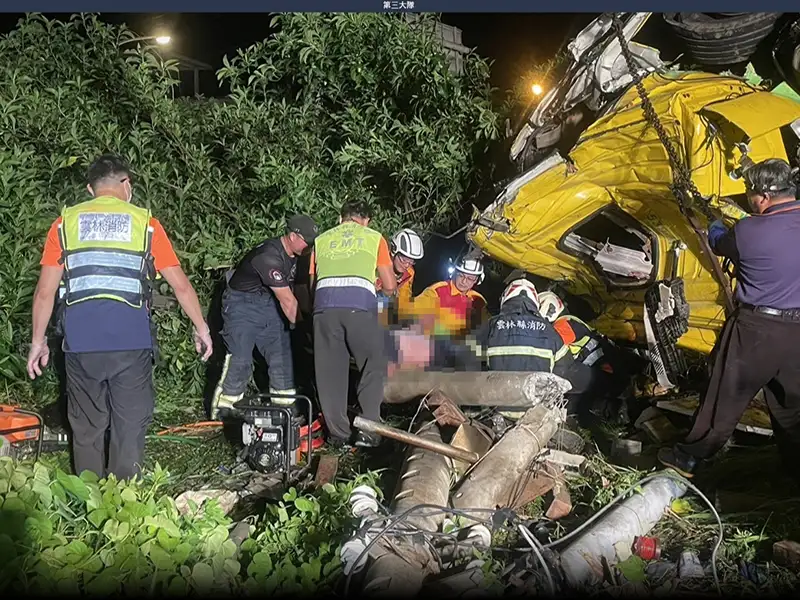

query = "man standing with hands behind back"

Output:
[[309, 202, 396, 447], [27, 153, 212, 481]]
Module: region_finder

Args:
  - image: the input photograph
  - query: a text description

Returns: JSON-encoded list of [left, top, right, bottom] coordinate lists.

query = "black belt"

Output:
[[740, 304, 800, 320]]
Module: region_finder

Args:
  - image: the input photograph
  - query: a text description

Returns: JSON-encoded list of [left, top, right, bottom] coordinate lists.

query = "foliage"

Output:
[[0, 456, 381, 594], [0, 13, 499, 410]]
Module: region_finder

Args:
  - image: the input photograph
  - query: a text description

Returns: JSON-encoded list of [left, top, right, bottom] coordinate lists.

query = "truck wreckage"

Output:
[[467, 12, 800, 389]]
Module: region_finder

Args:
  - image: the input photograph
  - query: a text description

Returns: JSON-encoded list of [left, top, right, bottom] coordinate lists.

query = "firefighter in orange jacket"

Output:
[[414, 257, 490, 340], [539, 290, 643, 420], [376, 228, 424, 326]]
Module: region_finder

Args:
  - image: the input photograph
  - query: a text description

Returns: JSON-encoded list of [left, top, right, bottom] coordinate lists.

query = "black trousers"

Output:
[[220, 288, 294, 395], [678, 308, 800, 472], [313, 308, 387, 440], [65, 349, 154, 480]]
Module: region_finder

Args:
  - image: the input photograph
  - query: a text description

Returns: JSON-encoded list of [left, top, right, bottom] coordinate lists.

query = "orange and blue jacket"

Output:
[[413, 280, 490, 338], [376, 267, 416, 325]]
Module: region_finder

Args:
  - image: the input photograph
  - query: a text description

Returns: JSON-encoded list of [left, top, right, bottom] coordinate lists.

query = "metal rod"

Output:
[[353, 416, 479, 464]]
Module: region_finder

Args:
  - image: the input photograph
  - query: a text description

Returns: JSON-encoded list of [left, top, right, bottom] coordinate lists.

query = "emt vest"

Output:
[[554, 315, 605, 367], [314, 221, 383, 312], [58, 196, 154, 309]]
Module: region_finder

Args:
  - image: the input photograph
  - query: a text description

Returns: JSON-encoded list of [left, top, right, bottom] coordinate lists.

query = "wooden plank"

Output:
[[314, 454, 339, 488], [656, 396, 772, 436]]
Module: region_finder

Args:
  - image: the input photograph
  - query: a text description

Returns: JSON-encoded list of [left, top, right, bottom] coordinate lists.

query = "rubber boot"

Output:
[[211, 391, 243, 420]]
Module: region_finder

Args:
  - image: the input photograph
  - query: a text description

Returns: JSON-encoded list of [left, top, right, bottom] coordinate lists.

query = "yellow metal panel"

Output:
[[470, 72, 795, 356], [701, 92, 800, 140]]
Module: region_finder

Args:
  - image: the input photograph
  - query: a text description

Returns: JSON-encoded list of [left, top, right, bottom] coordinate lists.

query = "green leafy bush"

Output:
[[0, 456, 381, 594], [0, 13, 499, 410]]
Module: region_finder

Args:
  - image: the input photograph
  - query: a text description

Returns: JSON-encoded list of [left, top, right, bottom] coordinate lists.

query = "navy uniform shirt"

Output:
[[709, 199, 800, 309]]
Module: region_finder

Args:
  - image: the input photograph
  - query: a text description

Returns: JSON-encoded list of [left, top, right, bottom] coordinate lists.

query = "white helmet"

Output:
[[454, 257, 484, 284], [501, 279, 539, 308], [538, 290, 565, 322], [391, 228, 425, 260]]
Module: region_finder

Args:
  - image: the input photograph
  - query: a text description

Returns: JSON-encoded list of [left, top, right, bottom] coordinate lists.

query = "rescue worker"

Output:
[[376, 228, 424, 326], [658, 159, 800, 480], [210, 214, 319, 418], [309, 201, 397, 447], [27, 154, 213, 480], [414, 256, 490, 340], [539, 291, 608, 370], [539, 290, 641, 420], [467, 279, 571, 373]]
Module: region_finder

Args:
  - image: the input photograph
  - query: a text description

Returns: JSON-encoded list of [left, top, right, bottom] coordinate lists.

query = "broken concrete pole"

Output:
[[361, 425, 453, 597], [384, 370, 572, 407], [353, 416, 479, 464], [559, 476, 687, 590], [452, 404, 565, 512]]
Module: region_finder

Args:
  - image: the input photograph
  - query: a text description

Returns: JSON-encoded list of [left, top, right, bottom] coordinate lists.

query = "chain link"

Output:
[[610, 15, 716, 222], [610, 14, 734, 314]]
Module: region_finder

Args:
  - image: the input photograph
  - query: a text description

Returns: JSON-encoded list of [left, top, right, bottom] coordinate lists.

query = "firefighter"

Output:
[[467, 279, 571, 373], [538, 290, 639, 419], [538, 291, 608, 369], [659, 159, 800, 480], [210, 214, 319, 419], [377, 228, 424, 325], [27, 154, 212, 480], [309, 201, 397, 447], [414, 256, 490, 340]]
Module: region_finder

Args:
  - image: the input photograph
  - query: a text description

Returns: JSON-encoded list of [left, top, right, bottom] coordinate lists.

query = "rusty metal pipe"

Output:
[[353, 416, 479, 464]]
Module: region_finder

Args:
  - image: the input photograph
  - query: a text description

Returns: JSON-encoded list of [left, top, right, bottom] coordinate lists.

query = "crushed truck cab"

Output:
[[468, 13, 800, 383]]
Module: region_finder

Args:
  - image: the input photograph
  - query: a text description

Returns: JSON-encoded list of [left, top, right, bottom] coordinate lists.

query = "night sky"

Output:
[[0, 12, 598, 94]]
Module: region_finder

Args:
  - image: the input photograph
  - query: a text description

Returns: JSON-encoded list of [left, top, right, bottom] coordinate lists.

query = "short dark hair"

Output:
[[87, 154, 131, 188], [341, 201, 373, 220], [744, 158, 796, 198]]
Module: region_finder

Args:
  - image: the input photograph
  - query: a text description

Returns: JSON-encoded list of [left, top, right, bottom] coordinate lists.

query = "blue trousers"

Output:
[[219, 288, 294, 395]]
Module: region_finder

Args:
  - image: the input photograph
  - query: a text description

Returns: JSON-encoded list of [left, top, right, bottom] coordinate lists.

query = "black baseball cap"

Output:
[[287, 214, 319, 243]]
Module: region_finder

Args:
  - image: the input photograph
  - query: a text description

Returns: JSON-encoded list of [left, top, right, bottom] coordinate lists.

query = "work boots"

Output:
[[657, 445, 698, 478], [210, 392, 243, 420]]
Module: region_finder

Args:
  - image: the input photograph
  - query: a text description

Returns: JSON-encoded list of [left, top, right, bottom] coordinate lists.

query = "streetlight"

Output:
[[531, 83, 543, 96], [121, 34, 172, 46]]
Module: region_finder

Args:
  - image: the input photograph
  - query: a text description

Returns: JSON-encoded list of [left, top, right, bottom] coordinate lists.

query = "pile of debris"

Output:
[[341, 370, 697, 597]]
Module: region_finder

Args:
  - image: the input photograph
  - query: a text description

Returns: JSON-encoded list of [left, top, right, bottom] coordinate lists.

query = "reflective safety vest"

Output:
[[58, 196, 154, 309], [485, 309, 571, 373], [314, 221, 383, 311], [554, 315, 605, 367]]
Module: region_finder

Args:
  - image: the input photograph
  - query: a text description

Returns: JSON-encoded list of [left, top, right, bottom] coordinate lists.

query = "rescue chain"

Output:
[[611, 14, 735, 314], [610, 14, 716, 223]]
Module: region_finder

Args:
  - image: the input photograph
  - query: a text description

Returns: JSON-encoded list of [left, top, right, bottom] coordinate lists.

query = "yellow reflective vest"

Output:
[[58, 196, 154, 308]]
